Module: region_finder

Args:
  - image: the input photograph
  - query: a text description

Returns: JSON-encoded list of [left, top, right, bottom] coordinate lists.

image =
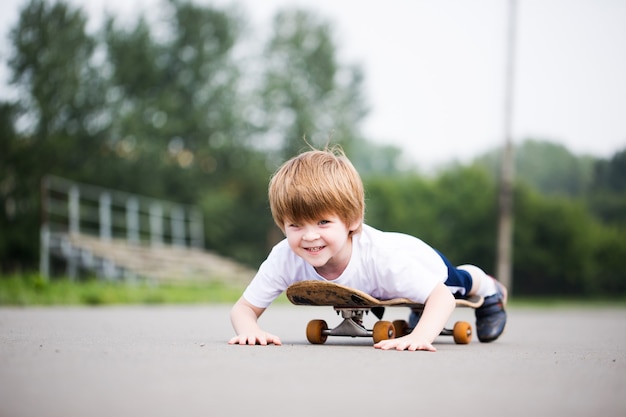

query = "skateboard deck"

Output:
[[287, 280, 483, 308], [286, 280, 484, 345]]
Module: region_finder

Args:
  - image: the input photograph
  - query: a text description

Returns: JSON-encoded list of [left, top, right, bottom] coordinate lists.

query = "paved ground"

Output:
[[1, 304, 625, 417]]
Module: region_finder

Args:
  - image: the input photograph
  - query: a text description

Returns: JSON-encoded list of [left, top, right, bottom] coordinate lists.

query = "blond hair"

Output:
[[269, 146, 364, 234]]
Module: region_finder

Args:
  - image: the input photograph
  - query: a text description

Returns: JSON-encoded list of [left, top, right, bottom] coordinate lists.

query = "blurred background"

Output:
[[1, 0, 625, 301]]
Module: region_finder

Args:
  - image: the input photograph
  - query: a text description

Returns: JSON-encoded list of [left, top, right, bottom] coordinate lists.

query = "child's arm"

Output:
[[228, 296, 282, 346], [374, 282, 455, 352]]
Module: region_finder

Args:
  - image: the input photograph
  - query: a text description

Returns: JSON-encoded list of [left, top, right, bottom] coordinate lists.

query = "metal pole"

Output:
[[99, 192, 112, 241], [496, 0, 517, 292], [69, 185, 80, 236], [67, 185, 80, 280], [126, 197, 140, 245], [150, 203, 163, 247], [190, 208, 204, 249], [171, 205, 186, 247], [40, 176, 50, 281], [40, 225, 50, 281]]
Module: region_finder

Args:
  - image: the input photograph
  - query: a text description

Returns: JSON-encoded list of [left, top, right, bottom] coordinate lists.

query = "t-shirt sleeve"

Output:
[[242, 240, 296, 309]]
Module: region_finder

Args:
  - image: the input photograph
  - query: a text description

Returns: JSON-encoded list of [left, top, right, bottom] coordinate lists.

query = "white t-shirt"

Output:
[[243, 224, 447, 308]]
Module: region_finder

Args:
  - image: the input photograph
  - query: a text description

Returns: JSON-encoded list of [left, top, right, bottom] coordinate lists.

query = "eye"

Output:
[[318, 220, 330, 225]]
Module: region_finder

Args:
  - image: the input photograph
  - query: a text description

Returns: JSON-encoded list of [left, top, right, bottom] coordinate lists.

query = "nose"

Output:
[[302, 227, 320, 241]]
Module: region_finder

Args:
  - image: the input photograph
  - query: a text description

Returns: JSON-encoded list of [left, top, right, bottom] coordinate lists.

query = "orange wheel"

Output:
[[452, 321, 472, 344], [373, 321, 396, 343], [306, 320, 328, 344], [392, 320, 409, 337]]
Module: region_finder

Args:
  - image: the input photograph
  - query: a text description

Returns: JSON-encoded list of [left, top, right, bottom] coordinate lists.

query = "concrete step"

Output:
[[60, 233, 255, 285]]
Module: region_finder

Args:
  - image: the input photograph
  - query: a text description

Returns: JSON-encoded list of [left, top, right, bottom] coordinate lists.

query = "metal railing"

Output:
[[40, 175, 205, 280]]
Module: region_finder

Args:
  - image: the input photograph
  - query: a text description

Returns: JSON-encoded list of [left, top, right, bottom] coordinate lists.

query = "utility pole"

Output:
[[496, 0, 517, 292]]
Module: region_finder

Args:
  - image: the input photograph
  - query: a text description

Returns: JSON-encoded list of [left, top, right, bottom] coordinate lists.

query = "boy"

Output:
[[229, 146, 507, 351]]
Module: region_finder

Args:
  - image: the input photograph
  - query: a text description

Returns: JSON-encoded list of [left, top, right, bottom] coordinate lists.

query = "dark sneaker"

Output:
[[475, 278, 507, 342]]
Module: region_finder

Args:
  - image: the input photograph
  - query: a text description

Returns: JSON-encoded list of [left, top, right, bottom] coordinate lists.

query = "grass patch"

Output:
[[2, 274, 624, 307], [509, 295, 626, 308], [0, 274, 247, 306]]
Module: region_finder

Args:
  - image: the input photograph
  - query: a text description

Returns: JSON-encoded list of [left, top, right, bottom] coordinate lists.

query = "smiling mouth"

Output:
[[305, 246, 325, 253]]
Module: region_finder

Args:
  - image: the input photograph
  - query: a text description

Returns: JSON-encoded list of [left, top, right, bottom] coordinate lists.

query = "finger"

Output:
[[409, 343, 436, 352], [373, 339, 388, 348], [268, 334, 282, 346], [248, 335, 263, 346], [374, 340, 397, 350], [229, 335, 248, 345]]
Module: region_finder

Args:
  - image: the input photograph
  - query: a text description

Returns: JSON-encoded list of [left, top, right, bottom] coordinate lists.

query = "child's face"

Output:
[[283, 215, 359, 279]]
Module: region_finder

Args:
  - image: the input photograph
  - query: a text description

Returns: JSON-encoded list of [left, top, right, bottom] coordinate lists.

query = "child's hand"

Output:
[[228, 331, 282, 346], [229, 297, 281, 346], [373, 334, 436, 352], [373, 282, 454, 352]]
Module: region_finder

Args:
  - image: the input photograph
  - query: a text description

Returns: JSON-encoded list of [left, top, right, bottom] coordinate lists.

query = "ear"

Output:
[[349, 218, 363, 233]]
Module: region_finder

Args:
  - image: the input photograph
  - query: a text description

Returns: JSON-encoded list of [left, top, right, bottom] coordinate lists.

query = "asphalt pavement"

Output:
[[1, 304, 625, 417]]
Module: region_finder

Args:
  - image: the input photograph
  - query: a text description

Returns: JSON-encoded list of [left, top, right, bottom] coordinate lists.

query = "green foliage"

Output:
[[0, 274, 246, 305], [103, 0, 250, 198], [430, 167, 498, 267], [260, 8, 368, 159], [513, 185, 626, 295], [365, 175, 435, 237], [2, 0, 110, 270], [352, 142, 415, 176], [593, 148, 626, 193], [587, 149, 626, 227], [365, 166, 497, 270], [199, 152, 276, 266], [514, 187, 595, 294], [473, 141, 626, 295], [592, 227, 626, 293], [0, 102, 36, 271], [476, 139, 595, 197], [9, 0, 107, 141], [365, 162, 626, 296]]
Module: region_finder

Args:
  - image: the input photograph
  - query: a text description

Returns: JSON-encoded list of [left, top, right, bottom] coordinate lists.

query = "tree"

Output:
[[475, 139, 595, 197], [259, 8, 368, 159], [589, 148, 626, 227], [103, 0, 253, 200], [351, 141, 414, 177], [512, 184, 626, 295], [0, 102, 31, 272], [593, 148, 626, 193], [9, 0, 108, 152], [104, 0, 276, 263], [2, 0, 109, 271]]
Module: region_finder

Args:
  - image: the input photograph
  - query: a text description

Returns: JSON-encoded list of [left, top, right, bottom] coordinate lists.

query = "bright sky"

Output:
[[2, 0, 625, 170]]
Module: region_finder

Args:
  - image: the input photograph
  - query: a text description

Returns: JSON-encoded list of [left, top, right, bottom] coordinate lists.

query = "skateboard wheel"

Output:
[[452, 321, 472, 344], [372, 321, 396, 343], [306, 320, 328, 344], [392, 320, 409, 337]]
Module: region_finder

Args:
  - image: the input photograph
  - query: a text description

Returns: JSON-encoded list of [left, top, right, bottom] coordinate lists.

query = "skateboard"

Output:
[[286, 280, 484, 345]]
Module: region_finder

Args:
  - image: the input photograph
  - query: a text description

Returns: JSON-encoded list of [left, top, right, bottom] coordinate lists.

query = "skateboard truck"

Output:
[[327, 308, 370, 337], [306, 307, 397, 344]]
